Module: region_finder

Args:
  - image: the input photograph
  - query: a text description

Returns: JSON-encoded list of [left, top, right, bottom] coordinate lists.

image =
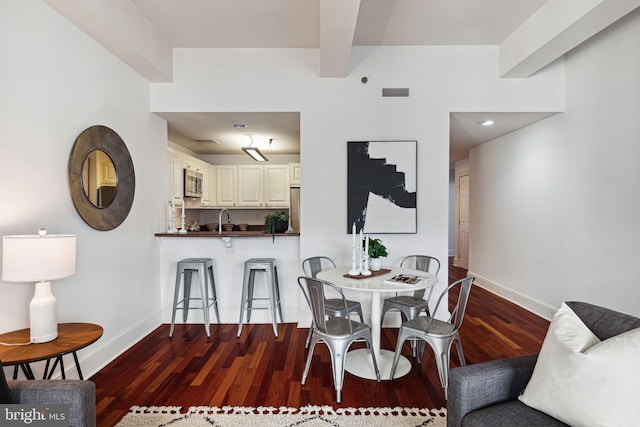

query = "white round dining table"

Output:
[[316, 266, 438, 380]]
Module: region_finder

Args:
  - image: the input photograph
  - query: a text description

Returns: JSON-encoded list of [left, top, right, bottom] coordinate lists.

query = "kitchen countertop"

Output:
[[155, 231, 300, 238]]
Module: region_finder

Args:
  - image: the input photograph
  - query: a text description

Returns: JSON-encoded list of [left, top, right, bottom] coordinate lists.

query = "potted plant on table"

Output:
[[264, 211, 289, 242], [367, 237, 388, 271]]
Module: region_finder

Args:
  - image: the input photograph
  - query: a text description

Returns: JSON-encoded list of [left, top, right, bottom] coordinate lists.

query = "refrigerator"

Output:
[[289, 186, 300, 232]]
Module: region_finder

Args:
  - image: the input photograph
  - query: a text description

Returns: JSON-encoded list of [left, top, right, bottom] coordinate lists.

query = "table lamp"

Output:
[[2, 229, 77, 343]]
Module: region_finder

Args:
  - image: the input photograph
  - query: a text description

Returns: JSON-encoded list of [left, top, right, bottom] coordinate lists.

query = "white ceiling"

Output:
[[109, 1, 630, 160]]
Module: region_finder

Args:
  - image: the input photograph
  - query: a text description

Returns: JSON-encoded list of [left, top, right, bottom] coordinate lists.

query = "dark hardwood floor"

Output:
[[91, 258, 550, 426]]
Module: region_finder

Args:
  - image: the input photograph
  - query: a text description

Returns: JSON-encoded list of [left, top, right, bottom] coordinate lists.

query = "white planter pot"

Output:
[[370, 258, 382, 271]]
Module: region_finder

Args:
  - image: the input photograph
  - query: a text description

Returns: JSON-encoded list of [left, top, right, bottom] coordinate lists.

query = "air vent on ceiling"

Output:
[[381, 87, 410, 98], [194, 139, 219, 144]]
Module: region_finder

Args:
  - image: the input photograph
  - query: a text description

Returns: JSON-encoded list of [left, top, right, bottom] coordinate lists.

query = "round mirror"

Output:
[[69, 126, 135, 230], [82, 149, 118, 209]]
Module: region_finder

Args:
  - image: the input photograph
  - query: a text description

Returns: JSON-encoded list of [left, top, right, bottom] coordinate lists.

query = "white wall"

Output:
[[469, 9, 640, 319], [0, 1, 166, 378], [152, 46, 563, 319]]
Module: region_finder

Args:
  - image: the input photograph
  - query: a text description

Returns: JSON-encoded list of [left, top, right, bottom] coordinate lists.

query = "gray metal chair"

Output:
[[301, 256, 364, 348], [390, 276, 475, 400], [381, 255, 440, 355], [298, 276, 380, 403]]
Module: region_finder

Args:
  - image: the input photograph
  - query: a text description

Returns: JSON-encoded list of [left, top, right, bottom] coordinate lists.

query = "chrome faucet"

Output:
[[218, 208, 231, 234]]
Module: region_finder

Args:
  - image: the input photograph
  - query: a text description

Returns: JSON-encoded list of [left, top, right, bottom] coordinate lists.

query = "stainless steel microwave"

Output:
[[184, 168, 203, 198]]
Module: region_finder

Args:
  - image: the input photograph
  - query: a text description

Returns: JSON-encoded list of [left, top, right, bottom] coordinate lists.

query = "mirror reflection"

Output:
[[82, 149, 117, 208]]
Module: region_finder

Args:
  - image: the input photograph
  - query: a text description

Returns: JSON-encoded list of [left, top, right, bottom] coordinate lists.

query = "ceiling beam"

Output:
[[43, 0, 173, 82], [500, 0, 640, 78], [319, 0, 361, 78]]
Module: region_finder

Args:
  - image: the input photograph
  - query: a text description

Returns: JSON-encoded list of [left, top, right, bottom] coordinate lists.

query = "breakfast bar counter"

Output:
[[156, 232, 301, 327], [155, 231, 300, 238]]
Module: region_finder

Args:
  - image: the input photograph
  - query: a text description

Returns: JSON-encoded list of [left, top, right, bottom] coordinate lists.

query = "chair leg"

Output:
[[304, 323, 313, 349], [365, 335, 381, 382], [198, 266, 210, 337], [426, 337, 454, 400], [454, 335, 466, 367], [183, 270, 193, 322], [301, 334, 318, 385], [169, 268, 182, 337], [389, 328, 409, 379], [208, 266, 220, 323], [326, 340, 350, 403]]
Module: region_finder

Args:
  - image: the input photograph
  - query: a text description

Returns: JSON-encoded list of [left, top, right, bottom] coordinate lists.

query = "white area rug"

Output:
[[115, 405, 447, 426]]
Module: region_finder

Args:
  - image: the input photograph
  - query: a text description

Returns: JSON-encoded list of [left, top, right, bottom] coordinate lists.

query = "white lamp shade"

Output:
[[2, 234, 76, 282]]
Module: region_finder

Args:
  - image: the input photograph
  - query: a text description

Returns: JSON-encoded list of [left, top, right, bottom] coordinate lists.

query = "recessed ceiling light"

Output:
[[477, 120, 494, 126], [233, 124, 247, 128]]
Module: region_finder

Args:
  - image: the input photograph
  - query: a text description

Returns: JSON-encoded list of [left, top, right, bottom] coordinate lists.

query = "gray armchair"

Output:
[[9, 380, 96, 427], [447, 301, 640, 427]]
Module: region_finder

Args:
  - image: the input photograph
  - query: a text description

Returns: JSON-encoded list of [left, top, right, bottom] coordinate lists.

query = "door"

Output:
[[457, 174, 470, 269]]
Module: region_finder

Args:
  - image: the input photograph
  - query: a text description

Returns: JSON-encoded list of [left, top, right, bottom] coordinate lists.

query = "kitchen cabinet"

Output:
[[167, 148, 185, 205], [238, 165, 263, 207], [201, 164, 216, 207], [183, 155, 203, 172], [167, 148, 295, 209], [237, 165, 290, 207], [216, 165, 237, 206], [290, 163, 301, 186], [264, 165, 290, 207]]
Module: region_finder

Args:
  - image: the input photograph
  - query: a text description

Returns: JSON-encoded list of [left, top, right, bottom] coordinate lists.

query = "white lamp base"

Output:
[[30, 281, 58, 343]]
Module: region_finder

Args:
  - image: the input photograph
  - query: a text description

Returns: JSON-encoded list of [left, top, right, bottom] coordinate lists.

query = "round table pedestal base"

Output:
[[345, 348, 411, 380]]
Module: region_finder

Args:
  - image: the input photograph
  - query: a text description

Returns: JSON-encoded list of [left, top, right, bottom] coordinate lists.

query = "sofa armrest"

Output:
[[9, 380, 96, 427], [447, 354, 538, 427]]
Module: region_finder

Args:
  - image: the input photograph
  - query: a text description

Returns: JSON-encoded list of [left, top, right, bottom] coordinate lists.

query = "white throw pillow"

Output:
[[518, 303, 640, 427]]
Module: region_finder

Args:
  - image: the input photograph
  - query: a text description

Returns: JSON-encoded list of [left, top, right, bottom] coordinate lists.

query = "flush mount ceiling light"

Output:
[[241, 134, 268, 162], [477, 120, 494, 126]]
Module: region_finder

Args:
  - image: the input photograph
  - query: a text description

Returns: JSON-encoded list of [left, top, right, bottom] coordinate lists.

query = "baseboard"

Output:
[[67, 312, 162, 380], [468, 271, 556, 320]]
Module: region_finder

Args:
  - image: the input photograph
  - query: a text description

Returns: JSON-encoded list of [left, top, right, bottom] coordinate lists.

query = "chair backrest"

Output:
[[427, 276, 475, 332], [302, 256, 336, 278], [400, 255, 441, 298], [297, 276, 351, 335]]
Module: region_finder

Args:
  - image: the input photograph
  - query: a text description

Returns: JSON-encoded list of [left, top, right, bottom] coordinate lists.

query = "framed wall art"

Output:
[[347, 140, 417, 234]]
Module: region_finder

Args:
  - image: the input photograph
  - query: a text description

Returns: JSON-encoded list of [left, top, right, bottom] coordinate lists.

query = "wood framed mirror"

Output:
[[68, 125, 135, 230]]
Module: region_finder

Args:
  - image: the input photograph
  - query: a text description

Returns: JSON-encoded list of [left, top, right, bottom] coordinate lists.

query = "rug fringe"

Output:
[[138, 405, 449, 417]]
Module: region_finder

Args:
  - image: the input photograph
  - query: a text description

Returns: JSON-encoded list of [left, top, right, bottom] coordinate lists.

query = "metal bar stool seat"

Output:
[[237, 258, 283, 337], [169, 258, 220, 337]]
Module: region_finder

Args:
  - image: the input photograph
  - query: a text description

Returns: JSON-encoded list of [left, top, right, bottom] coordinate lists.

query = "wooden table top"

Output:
[[0, 323, 103, 365]]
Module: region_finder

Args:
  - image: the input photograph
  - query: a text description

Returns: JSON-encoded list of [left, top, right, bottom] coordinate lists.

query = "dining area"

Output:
[[298, 254, 475, 403]]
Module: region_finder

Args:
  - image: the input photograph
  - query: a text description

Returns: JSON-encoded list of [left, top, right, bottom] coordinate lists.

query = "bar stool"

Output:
[[169, 258, 220, 337], [237, 258, 283, 337]]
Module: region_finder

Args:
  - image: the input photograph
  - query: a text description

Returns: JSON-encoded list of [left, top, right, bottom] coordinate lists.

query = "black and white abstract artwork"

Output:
[[347, 141, 417, 234]]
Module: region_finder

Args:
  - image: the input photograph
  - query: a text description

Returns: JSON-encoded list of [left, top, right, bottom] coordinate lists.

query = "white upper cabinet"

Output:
[[290, 163, 301, 186], [216, 165, 237, 206], [167, 148, 295, 209], [237, 165, 290, 207], [238, 165, 264, 207], [201, 164, 216, 207], [264, 165, 290, 207], [167, 148, 185, 205]]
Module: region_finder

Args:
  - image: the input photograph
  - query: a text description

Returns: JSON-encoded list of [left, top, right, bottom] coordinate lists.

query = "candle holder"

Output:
[[178, 213, 187, 234], [360, 254, 372, 276], [167, 201, 178, 233], [349, 240, 360, 276]]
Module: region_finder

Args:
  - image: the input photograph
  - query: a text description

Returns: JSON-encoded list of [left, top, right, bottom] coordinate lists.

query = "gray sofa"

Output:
[[1, 360, 96, 427], [447, 301, 640, 427]]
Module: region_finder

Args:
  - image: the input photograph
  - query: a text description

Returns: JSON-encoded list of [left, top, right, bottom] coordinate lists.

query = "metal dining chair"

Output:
[[301, 256, 364, 348], [390, 276, 475, 400], [298, 276, 380, 403], [380, 255, 440, 355]]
